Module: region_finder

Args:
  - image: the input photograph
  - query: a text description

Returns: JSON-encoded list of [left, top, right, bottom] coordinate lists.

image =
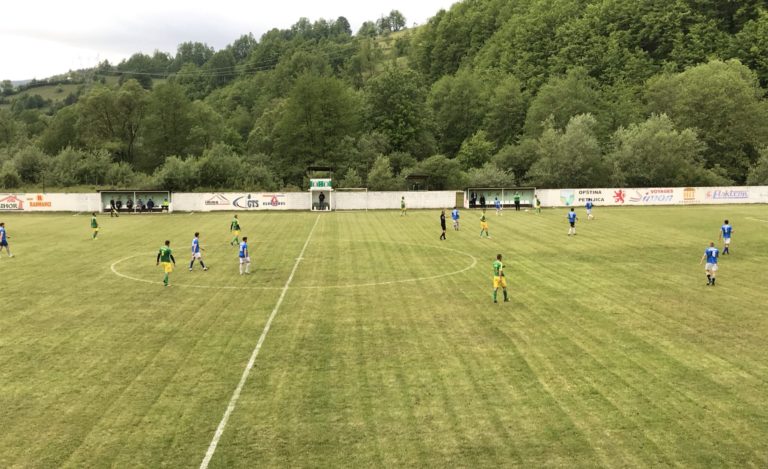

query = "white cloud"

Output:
[[0, 0, 456, 80]]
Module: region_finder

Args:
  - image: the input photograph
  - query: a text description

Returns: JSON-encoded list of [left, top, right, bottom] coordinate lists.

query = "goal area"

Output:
[[333, 188, 369, 211]]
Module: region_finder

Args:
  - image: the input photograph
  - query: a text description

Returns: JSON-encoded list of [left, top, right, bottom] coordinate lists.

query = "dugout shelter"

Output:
[[466, 187, 536, 209], [99, 190, 172, 213]]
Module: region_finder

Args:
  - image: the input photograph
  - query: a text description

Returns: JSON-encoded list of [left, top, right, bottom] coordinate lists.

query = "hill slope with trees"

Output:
[[2, 1, 768, 191]]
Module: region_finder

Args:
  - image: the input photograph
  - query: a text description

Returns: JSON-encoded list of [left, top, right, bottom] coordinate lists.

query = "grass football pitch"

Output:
[[1, 206, 767, 467]]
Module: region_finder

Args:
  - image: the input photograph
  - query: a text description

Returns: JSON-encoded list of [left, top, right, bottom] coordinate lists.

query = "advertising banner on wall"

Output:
[[197, 193, 290, 211], [0, 194, 25, 210], [538, 186, 768, 207]]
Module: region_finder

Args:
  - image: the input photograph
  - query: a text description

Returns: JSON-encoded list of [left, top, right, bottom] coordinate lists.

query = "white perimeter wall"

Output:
[[2, 187, 767, 213], [535, 186, 768, 208], [0, 193, 101, 212]]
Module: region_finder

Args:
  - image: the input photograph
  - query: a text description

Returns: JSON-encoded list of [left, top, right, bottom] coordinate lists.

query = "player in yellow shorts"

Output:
[[492, 254, 509, 303], [90, 212, 99, 239], [230, 215, 241, 246], [156, 240, 176, 287], [480, 213, 490, 238]]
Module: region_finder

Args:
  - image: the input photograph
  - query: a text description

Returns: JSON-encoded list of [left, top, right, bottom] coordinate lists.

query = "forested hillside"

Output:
[[2, 1, 768, 191]]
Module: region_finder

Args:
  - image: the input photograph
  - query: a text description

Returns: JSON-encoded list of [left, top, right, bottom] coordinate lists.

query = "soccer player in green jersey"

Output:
[[492, 254, 509, 303], [230, 215, 241, 246], [400, 197, 407, 216], [480, 214, 490, 238], [90, 213, 99, 239], [535, 195, 542, 214], [156, 240, 176, 287]]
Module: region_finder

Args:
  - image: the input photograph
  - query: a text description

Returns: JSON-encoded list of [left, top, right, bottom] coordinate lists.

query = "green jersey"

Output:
[[514, 194, 521, 202], [230, 218, 240, 231], [158, 246, 173, 263], [401, 199, 406, 208], [493, 260, 504, 277], [535, 198, 541, 207], [481, 215, 487, 222], [91, 217, 98, 228]]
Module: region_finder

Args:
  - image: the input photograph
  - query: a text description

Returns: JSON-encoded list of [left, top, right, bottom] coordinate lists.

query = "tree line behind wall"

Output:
[[2, 1, 768, 191]]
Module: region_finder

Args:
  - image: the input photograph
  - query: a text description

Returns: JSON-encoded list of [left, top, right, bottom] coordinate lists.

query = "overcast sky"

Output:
[[0, 0, 458, 81]]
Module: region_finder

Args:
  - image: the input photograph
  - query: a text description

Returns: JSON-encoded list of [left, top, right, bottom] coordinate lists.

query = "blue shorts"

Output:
[[0, 240, 7, 247]]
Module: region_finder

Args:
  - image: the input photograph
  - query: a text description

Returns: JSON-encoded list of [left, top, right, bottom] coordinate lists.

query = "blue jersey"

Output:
[[0, 226, 6, 243], [586, 201, 593, 210], [239, 241, 248, 258], [721, 224, 732, 239], [451, 209, 459, 220], [705, 247, 719, 264], [192, 238, 200, 254], [494, 199, 501, 209], [568, 211, 577, 223]]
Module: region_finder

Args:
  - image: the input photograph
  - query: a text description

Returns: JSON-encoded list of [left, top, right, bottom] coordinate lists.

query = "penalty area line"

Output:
[[746, 217, 768, 224], [200, 213, 321, 469]]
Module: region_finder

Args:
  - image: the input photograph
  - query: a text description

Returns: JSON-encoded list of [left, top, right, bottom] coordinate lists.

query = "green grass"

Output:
[[1, 206, 767, 467]]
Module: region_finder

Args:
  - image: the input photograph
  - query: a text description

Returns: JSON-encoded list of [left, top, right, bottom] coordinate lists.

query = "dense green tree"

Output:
[[143, 82, 193, 163], [76, 80, 148, 165], [492, 139, 539, 185], [0, 109, 24, 148], [428, 70, 489, 155], [466, 162, 514, 188], [172, 42, 214, 71], [524, 68, 605, 137], [272, 74, 362, 183], [645, 59, 768, 182], [229, 34, 257, 63], [746, 147, 768, 184], [607, 114, 722, 187], [457, 130, 494, 170], [407, 154, 466, 190], [367, 155, 403, 190], [1, 80, 13, 96], [339, 167, 363, 187], [483, 75, 527, 147], [39, 106, 80, 154], [527, 114, 609, 188], [364, 67, 434, 156]]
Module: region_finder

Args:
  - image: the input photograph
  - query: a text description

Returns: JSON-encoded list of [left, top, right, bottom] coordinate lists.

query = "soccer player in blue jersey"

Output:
[[494, 197, 502, 216], [700, 241, 719, 286], [585, 199, 594, 220], [567, 208, 578, 236], [0, 222, 12, 257], [239, 236, 251, 275], [451, 207, 460, 230], [719, 219, 734, 255], [189, 232, 209, 271]]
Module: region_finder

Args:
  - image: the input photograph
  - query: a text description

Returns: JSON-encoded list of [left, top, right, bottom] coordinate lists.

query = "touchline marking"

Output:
[[746, 217, 768, 223], [199, 214, 321, 469]]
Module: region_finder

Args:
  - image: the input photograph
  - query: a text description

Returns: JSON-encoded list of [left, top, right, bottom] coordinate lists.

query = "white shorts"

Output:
[[239, 256, 251, 264], [586, 209, 592, 215], [192, 252, 202, 259], [723, 238, 731, 245], [705, 263, 718, 272]]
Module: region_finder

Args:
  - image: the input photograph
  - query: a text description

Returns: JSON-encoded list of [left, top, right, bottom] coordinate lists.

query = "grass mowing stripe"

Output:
[[200, 214, 321, 469]]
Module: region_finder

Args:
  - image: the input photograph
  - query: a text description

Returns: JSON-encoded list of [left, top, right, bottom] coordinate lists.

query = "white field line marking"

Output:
[[109, 243, 477, 290], [199, 214, 321, 469], [746, 217, 768, 223]]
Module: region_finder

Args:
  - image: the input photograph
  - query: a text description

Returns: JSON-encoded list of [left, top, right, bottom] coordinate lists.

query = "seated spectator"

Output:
[[147, 198, 155, 211], [161, 198, 170, 212], [116, 199, 123, 210], [136, 198, 144, 212], [126, 199, 134, 211]]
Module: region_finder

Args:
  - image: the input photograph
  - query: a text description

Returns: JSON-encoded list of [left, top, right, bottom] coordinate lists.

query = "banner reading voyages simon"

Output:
[[539, 186, 768, 207]]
